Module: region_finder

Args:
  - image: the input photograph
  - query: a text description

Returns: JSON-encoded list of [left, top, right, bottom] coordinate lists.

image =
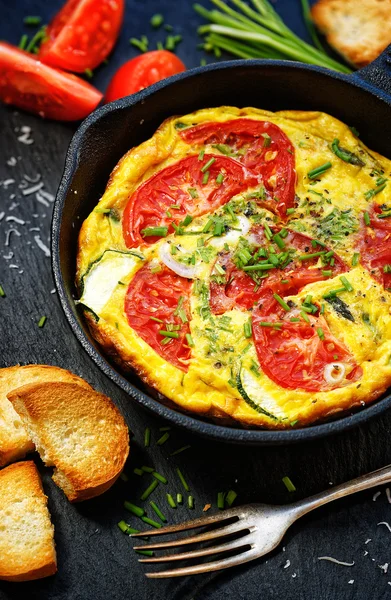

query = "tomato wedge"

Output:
[[356, 204, 391, 289], [39, 0, 124, 72], [252, 293, 362, 392], [180, 119, 296, 217], [0, 42, 102, 120], [209, 227, 346, 314], [124, 265, 191, 371], [123, 154, 256, 248], [105, 50, 186, 103]]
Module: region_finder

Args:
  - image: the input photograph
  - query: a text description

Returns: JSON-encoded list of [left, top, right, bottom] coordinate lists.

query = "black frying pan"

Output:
[[52, 46, 391, 445]]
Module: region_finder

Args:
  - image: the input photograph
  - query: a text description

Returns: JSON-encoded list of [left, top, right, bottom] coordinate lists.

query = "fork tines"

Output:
[[132, 507, 257, 578]]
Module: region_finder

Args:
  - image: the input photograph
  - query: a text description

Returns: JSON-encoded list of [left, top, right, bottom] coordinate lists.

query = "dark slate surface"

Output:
[[1, 1, 391, 599]]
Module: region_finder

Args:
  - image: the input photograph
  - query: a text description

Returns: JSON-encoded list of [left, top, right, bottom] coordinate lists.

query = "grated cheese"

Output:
[[377, 522, 391, 533], [6, 216, 25, 225], [5, 228, 21, 246], [373, 491, 381, 501], [34, 235, 50, 257], [386, 488, 391, 504], [283, 559, 291, 569], [379, 563, 389, 574], [318, 557, 354, 566], [22, 182, 43, 196]]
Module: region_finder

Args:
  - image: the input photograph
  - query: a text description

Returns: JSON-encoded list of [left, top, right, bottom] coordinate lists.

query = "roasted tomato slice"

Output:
[[0, 42, 102, 120], [356, 204, 391, 289], [105, 50, 186, 102], [124, 264, 191, 371], [39, 0, 124, 72], [209, 227, 346, 314], [123, 154, 256, 248], [252, 292, 362, 392], [180, 119, 296, 217]]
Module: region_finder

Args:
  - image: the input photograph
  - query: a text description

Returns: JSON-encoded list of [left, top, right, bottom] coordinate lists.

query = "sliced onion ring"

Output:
[[323, 362, 346, 385], [158, 242, 202, 279]]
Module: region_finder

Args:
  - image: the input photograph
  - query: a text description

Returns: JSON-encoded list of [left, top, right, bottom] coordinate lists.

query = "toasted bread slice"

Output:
[[0, 365, 92, 468], [8, 382, 129, 502], [311, 0, 391, 68], [0, 461, 57, 581]]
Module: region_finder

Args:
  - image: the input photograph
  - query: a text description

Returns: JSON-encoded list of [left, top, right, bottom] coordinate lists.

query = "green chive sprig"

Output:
[[307, 161, 332, 180]]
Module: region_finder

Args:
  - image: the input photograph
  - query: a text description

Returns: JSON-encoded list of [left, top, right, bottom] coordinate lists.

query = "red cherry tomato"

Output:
[[105, 50, 186, 103], [356, 204, 391, 289], [180, 119, 296, 218], [124, 264, 191, 371], [39, 0, 124, 72], [0, 42, 102, 121], [122, 154, 256, 248], [252, 294, 362, 392]]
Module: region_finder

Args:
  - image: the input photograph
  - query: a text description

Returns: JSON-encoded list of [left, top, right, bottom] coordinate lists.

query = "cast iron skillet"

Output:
[[52, 46, 391, 445]]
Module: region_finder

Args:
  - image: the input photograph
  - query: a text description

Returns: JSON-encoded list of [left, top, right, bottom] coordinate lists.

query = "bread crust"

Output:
[[7, 382, 129, 502], [311, 0, 391, 67], [0, 461, 57, 581], [0, 364, 92, 467]]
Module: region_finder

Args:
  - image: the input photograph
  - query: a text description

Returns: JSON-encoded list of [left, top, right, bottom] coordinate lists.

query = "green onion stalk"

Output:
[[194, 0, 352, 74]]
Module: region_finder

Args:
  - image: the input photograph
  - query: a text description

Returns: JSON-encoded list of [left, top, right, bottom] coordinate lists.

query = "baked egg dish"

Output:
[[76, 106, 391, 429]]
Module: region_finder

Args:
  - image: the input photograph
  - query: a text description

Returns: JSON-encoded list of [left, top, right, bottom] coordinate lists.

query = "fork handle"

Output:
[[290, 464, 391, 519]]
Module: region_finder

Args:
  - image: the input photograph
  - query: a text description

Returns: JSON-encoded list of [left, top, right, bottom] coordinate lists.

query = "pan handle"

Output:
[[353, 44, 391, 97]]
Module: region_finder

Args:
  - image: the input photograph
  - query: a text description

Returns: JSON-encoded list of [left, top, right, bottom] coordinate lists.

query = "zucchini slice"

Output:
[[237, 368, 283, 420]]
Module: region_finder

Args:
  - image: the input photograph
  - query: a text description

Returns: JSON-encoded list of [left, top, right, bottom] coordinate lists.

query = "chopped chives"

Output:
[[178, 308, 188, 323], [188, 495, 194, 509], [363, 211, 370, 226], [317, 327, 325, 340], [170, 204, 181, 209], [243, 264, 274, 271], [226, 490, 237, 507], [84, 68, 93, 78], [150, 501, 167, 522], [264, 222, 273, 238], [150, 13, 164, 28], [0, 285, 5, 297], [282, 476, 296, 492], [135, 549, 154, 556], [298, 251, 326, 261], [159, 426, 171, 431], [215, 263, 225, 275], [202, 171, 210, 184], [144, 428, 151, 447], [159, 330, 179, 339], [120, 472, 129, 482], [301, 311, 310, 323], [244, 319, 252, 338], [216, 172, 224, 184], [201, 157, 215, 172], [176, 467, 190, 492], [185, 333, 195, 347], [290, 317, 300, 322], [286, 208, 295, 215], [217, 492, 226, 509], [320, 303, 325, 315], [38, 316, 47, 328], [118, 521, 140, 535], [170, 445, 191, 456], [273, 233, 285, 249], [24, 15, 42, 25], [259, 321, 283, 327], [124, 501, 144, 517], [322, 287, 346, 299], [177, 493, 183, 504], [130, 37, 148, 52], [152, 471, 168, 484], [166, 209, 172, 218], [141, 226, 168, 237], [273, 293, 290, 311], [307, 161, 332, 180], [181, 214, 193, 226], [188, 187, 198, 198], [322, 270, 332, 277], [156, 432, 170, 446], [141, 516, 162, 529], [133, 468, 144, 476], [166, 493, 176, 508], [262, 132, 271, 147], [150, 316, 164, 323], [198, 149, 205, 161], [141, 466, 154, 473], [340, 276, 353, 292], [140, 479, 159, 501]]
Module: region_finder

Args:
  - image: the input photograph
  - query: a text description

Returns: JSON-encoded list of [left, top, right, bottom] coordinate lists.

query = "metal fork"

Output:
[[132, 464, 391, 578]]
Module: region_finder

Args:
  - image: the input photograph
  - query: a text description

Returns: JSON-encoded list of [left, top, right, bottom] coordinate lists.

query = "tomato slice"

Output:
[[105, 50, 186, 103], [124, 265, 191, 371], [0, 42, 102, 120], [39, 0, 124, 72], [252, 294, 362, 392], [209, 226, 346, 314], [180, 119, 296, 217], [356, 204, 391, 289], [123, 154, 256, 248]]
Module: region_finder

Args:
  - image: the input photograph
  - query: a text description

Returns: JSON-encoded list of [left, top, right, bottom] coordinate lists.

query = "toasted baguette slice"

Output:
[[8, 382, 129, 502], [0, 461, 57, 581], [0, 365, 92, 468], [311, 0, 391, 68]]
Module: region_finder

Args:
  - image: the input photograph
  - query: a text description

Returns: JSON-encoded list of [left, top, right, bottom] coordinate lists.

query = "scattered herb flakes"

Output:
[[282, 476, 296, 492], [38, 316, 47, 328], [150, 13, 164, 28]]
